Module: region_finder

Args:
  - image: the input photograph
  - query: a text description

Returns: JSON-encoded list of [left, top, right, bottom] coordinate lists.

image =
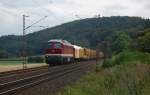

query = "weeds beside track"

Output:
[[0, 61, 94, 95]]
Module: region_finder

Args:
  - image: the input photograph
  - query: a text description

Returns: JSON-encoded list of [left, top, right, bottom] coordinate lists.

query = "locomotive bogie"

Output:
[[45, 55, 74, 64]]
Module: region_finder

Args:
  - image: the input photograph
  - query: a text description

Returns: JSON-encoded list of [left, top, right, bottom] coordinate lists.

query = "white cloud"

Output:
[[0, 0, 150, 36]]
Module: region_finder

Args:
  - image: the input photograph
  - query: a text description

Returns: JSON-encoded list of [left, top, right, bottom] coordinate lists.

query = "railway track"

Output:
[[0, 65, 49, 78], [0, 64, 68, 83], [0, 62, 93, 95]]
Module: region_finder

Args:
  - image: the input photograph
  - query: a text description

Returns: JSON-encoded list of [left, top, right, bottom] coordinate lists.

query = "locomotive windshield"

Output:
[[54, 43, 62, 48], [47, 42, 62, 48]]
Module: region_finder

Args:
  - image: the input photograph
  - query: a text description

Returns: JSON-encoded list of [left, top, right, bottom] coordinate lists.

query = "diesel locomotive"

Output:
[[45, 39, 100, 65]]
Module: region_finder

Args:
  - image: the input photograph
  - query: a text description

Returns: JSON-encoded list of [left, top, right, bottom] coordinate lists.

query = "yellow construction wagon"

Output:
[[73, 45, 85, 61]]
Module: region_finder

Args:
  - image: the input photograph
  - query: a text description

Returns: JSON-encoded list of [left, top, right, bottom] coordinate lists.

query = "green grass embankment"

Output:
[[0, 61, 23, 65], [59, 51, 150, 95], [103, 51, 150, 68], [0, 58, 23, 65], [0, 56, 45, 65]]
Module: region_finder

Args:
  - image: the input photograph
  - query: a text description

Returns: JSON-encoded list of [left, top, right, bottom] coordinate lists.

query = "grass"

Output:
[[58, 51, 150, 95], [59, 63, 150, 95], [0, 61, 23, 65], [0, 58, 23, 61], [0, 57, 23, 65], [0, 56, 45, 65], [102, 51, 150, 68]]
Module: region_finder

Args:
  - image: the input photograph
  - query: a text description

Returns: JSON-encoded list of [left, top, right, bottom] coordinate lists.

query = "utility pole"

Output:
[[22, 14, 29, 69], [22, 15, 47, 69]]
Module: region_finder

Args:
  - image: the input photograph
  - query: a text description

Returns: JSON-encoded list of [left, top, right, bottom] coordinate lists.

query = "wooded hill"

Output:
[[0, 16, 149, 58]]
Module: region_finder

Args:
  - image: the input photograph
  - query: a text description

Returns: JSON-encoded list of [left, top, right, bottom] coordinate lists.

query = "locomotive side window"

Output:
[[47, 43, 53, 48], [54, 43, 62, 48]]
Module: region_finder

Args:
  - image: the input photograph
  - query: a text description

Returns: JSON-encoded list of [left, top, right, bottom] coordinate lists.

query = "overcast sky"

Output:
[[0, 0, 149, 36]]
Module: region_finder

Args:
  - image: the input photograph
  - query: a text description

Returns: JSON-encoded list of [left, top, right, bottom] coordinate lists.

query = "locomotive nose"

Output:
[[51, 49, 55, 53]]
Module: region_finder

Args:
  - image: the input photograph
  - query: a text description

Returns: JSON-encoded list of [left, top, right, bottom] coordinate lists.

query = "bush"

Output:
[[59, 64, 150, 95], [27, 56, 45, 63], [102, 51, 150, 68]]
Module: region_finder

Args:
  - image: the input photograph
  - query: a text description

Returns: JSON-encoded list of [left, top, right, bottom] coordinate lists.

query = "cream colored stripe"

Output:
[[45, 54, 74, 57]]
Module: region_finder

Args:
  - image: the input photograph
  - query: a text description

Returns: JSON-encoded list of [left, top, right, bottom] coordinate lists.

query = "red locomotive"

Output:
[[45, 39, 103, 65], [45, 39, 74, 64]]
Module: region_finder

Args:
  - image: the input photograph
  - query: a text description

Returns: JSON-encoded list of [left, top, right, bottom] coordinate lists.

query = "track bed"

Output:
[[0, 61, 96, 95]]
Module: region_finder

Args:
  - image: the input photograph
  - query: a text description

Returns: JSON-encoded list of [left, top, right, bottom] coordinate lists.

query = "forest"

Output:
[[0, 16, 149, 58]]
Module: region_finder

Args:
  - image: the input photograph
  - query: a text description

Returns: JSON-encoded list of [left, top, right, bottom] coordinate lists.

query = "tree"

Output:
[[138, 28, 150, 52], [0, 50, 9, 58], [0, 16, 147, 57], [111, 32, 131, 54], [144, 19, 150, 29]]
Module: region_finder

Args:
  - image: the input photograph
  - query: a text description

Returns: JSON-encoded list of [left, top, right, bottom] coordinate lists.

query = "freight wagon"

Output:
[[73, 45, 85, 61]]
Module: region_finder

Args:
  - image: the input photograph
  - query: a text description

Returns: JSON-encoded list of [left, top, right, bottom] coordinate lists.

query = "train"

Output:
[[45, 39, 102, 65]]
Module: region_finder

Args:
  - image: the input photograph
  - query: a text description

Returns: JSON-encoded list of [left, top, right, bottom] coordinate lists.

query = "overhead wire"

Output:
[[25, 16, 48, 30]]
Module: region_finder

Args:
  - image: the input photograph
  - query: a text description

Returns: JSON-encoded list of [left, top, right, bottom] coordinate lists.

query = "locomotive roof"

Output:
[[48, 39, 72, 46], [73, 45, 83, 49]]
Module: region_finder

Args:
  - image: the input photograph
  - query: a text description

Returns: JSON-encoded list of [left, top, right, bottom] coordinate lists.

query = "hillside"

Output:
[[0, 16, 148, 57]]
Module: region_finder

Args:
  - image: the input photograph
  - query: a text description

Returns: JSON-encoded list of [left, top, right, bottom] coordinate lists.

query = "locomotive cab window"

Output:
[[54, 43, 62, 48]]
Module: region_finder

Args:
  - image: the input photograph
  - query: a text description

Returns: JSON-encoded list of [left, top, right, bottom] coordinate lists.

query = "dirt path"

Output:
[[0, 63, 47, 73]]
